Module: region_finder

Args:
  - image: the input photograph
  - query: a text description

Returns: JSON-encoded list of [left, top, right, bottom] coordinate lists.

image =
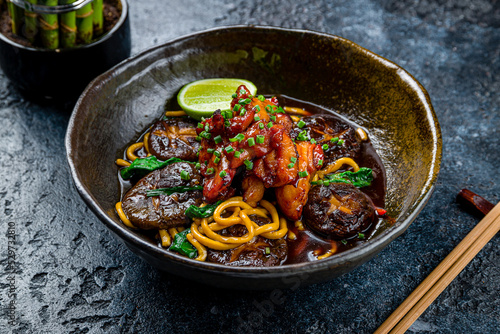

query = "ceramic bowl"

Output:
[[0, 0, 131, 101], [66, 26, 442, 290]]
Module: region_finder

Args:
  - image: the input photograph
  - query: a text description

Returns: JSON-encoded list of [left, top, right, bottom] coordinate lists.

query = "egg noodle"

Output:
[[114, 108, 371, 262]]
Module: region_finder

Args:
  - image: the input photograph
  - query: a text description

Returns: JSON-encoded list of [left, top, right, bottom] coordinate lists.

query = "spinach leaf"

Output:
[[146, 186, 203, 197], [325, 167, 373, 188], [184, 201, 222, 219], [169, 229, 197, 259], [120, 156, 191, 179]]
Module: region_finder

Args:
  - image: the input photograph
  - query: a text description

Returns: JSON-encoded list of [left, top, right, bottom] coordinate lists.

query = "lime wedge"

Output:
[[177, 78, 257, 120]]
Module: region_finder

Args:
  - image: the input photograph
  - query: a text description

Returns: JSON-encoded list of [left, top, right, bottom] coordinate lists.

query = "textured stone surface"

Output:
[[0, 0, 499, 333]]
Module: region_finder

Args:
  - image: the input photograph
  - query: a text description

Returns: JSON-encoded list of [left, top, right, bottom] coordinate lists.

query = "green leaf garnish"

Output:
[[325, 167, 373, 188], [146, 186, 203, 197], [120, 156, 191, 179], [184, 201, 222, 219], [169, 229, 197, 259]]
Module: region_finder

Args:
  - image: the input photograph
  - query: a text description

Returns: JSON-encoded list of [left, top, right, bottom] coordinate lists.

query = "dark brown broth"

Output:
[[118, 94, 389, 264]]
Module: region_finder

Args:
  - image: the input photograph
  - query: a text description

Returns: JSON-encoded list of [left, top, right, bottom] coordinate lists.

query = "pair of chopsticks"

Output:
[[375, 189, 500, 334]]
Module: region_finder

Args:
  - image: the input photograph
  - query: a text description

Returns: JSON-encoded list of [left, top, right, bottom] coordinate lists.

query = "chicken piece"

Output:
[[241, 175, 265, 207], [275, 141, 324, 220]]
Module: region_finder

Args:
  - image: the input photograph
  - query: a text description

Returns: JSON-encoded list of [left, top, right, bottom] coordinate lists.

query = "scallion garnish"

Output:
[[180, 170, 190, 180], [230, 133, 245, 142], [244, 159, 253, 170]]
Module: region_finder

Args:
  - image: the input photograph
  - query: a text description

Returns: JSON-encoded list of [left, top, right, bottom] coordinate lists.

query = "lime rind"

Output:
[[177, 78, 257, 120]]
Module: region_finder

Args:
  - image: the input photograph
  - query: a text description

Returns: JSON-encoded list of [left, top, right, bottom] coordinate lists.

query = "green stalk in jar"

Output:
[[39, 0, 59, 49], [7, 0, 24, 35], [92, 0, 103, 36], [59, 0, 76, 48], [76, 1, 93, 43], [24, 0, 38, 43]]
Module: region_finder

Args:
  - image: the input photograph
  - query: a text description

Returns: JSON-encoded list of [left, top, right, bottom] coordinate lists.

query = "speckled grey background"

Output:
[[0, 1, 499, 333]]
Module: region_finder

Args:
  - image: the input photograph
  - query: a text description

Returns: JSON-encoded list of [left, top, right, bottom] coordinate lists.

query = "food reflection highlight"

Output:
[[114, 81, 389, 266]]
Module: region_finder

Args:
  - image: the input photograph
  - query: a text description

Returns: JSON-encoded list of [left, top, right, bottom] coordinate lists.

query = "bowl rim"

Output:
[[0, 0, 128, 52], [66, 25, 442, 275]]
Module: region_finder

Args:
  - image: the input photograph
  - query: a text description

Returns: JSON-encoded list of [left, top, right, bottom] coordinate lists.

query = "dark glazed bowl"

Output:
[[66, 26, 442, 290], [0, 0, 130, 101]]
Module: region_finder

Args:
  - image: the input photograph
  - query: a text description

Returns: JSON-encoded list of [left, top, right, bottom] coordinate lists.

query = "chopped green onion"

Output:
[[239, 89, 246, 95], [258, 95, 265, 101], [270, 115, 277, 122], [267, 122, 273, 128], [224, 120, 231, 127], [256, 135, 265, 144], [331, 137, 339, 143], [234, 150, 241, 158], [240, 109, 246, 116], [323, 180, 330, 186], [338, 139, 345, 145], [254, 115, 261, 122], [230, 133, 245, 142], [296, 130, 309, 141], [195, 162, 201, 169], [287, 163, 294, 169], [244, 159, 253, 170], [290, 157, 297, 163], [232, 93, 237, 98], [225, 111, 233, 119], [298, 171, 309, 178], [259, 123, 264, 129], [214, 150, 221, 157], [247, 137, 255, 147], [219, 170, 227, 177], [265, 105, 272, 113], [204, 124, 209, 132], [310, 138, 317, 144], [213, 157, 220, 164], [204, 160, 209, 165], [233, 104, 241, 112], [180, 170, 190, 180], [239, 98, 251, 105], [225, 146, 234, 153], [341, 239, 347, 245], [207, 148, 215, 154], [358, 233, 365, 239], [276, 107, 285, 113], [318, 159, 323, 166], [197, 123, 203, 129], [254, 105, 261, 112], [195, 136, 201, 142], [200, 131, 211, 139], [214, 135, 222, 144], [322, 144, 329, 150], [206, 168, 214, 175], [297, 120, 306, 128]]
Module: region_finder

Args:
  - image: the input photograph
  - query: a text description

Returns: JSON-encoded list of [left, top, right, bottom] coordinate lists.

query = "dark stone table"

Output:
[[1, 1, 498, 333]]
